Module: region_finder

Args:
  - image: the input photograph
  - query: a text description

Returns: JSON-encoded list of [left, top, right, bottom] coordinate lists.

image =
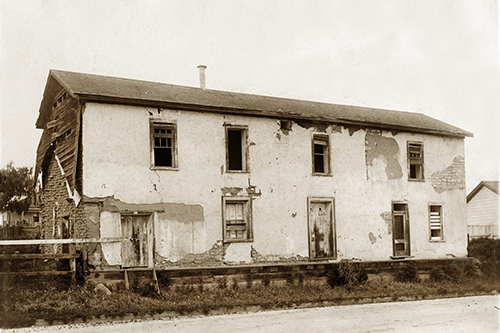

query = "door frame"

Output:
[[392, 202, 410, 257], [307, 197, 336, 260], [120, 213, 154, 268]]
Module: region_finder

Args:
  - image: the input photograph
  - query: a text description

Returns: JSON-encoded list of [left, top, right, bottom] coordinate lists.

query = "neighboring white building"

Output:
[[34, 70, 472, 271], [467, 181, 499, 239]]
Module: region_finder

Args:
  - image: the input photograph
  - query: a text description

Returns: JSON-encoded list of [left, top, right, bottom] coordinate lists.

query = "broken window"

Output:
[[312, 134, 329, 175], [226, 126, 248, 172], [429, 205, 443, 241], [223, 197, 252, 242], [408, 142, 424, 180], [151, 122, 176, 168]]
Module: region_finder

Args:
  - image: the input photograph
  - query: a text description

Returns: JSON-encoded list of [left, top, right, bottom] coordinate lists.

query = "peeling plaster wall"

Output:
[[81, 103, 467, 267]]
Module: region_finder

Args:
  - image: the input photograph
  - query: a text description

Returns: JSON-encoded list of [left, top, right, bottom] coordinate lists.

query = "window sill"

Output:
[[429, 239, 445, 243], [225, 170, 250, 174], [312, 173, 332, 177], [151, 167, 179, 171], [408, 178, 425, 182], [224, 239, 253, 244]]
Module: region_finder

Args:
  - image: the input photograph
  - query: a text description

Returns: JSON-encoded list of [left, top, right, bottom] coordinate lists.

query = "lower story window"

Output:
[[223, 197, 252, 242], [429, 205, 443, 240]]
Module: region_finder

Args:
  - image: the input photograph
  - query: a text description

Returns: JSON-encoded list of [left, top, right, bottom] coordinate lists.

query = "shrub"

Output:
[[468, 238, 500, 278], [429, 264, 464, 283], [216, 276, 228, 290], [327, 261, 368, 290], [394, 262, 420, 283], [262, 274, 271, 287]]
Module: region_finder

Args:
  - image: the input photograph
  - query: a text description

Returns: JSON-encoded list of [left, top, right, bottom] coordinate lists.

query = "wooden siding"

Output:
[[35, 84, 82, 193], [467, 187, 499, 238]]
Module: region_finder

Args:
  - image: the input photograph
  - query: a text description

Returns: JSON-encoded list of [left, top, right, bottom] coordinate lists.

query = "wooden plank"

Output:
[[0, 237, 122, 245], [0, 253, 79, 259], [71, 104, 81, 190]]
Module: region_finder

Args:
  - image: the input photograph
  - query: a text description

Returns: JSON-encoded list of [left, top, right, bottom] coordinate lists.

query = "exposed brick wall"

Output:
[[430, 156, 466, 193]]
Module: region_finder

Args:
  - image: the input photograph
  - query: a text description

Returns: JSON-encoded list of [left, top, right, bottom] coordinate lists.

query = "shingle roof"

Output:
[[36, 70, 473, 138], [467, 181, 499, 203]]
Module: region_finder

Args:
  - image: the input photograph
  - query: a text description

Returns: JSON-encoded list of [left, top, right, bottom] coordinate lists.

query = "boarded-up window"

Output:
[[223, 197, 252, 242], [151, 122, 176, 168], [429, 205, 443, 241], [313, 134, 329, 175], [226, 126, 248, 172], [408, 142, 424, 180]]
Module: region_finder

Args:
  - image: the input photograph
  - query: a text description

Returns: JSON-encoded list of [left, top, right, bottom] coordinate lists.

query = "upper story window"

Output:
[[226, 125, 248, 172], [312, 134, 330, 175], [408, 142, 424, 180], [151, 122, 177, 168]]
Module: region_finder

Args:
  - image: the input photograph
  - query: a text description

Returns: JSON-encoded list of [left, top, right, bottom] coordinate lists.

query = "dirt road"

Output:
[[6, 295, 499, 333]]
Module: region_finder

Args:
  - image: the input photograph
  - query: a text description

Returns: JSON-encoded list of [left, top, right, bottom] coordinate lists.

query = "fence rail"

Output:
[[0, 238, 122, 282]]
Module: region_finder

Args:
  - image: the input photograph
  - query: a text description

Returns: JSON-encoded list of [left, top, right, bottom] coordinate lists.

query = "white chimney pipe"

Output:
[[197, 65, 207, 89]]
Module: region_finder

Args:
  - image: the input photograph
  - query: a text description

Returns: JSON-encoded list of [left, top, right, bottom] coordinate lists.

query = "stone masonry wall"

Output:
[[40, 154, 85, 253]]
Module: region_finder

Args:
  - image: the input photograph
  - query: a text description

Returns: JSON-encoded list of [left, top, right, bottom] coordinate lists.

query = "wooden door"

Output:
[[393, 204, 410, 257], [309, 201, 335, 259], [121, 215, 149, 268]]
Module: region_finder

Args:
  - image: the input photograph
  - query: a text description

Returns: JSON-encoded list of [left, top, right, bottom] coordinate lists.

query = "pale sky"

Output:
[[0, 0, 499, 192]]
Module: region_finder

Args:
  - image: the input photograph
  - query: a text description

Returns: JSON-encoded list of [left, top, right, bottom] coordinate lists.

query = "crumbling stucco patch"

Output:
[[365, 132, 403, 180], [346, 125, 363, 136], [155, 240, 228, 267], [380, 211, 392, 234], [250, 246, 306, 263], [369, 232, 377, 244], [430, 156, 465, 193], [295, 119, 329, 132]]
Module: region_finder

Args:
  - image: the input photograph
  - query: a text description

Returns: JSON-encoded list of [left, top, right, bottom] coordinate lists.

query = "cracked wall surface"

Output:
[[79, 103, 468, 267]]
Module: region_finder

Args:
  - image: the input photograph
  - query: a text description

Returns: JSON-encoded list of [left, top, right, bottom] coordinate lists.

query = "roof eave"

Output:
[[75, 93, 471, 138]]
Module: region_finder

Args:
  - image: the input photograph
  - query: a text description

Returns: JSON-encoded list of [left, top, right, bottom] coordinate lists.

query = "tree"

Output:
[[0, 162, 34, 214]]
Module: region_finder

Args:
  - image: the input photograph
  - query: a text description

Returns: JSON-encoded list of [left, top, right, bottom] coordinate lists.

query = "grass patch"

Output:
[[1, 272, 499, 329]]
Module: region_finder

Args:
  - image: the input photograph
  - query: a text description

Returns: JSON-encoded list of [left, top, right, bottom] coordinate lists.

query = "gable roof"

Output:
[[467, 181, 499, 203], [36, 70, 473, 138]]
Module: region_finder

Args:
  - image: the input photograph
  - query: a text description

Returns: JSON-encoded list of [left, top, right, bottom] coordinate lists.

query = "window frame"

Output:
[[312, 134, 331, 176], [407, 141, 424, 181], [150, 121, 178, 170], [429, 204, 444, 241], [225, 124, 249, 173], [222, 196, 253, 243]]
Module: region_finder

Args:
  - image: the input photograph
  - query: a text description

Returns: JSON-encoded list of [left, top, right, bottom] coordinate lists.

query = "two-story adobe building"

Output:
[[34, 69, 472, 271]]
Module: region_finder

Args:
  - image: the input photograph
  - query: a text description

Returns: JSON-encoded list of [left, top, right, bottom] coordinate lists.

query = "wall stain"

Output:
[[84, 195, 204, 224], [365, 131, 403, 180], [380, 211, 392, 234], [368, 232, 377, 244], [158, 203, 204, 223], [221, 187, 243, 196], [430, 156, 465, 193]]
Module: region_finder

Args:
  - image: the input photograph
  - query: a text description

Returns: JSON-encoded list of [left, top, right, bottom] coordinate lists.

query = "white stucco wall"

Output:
[[82, 103, 467, 265]]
